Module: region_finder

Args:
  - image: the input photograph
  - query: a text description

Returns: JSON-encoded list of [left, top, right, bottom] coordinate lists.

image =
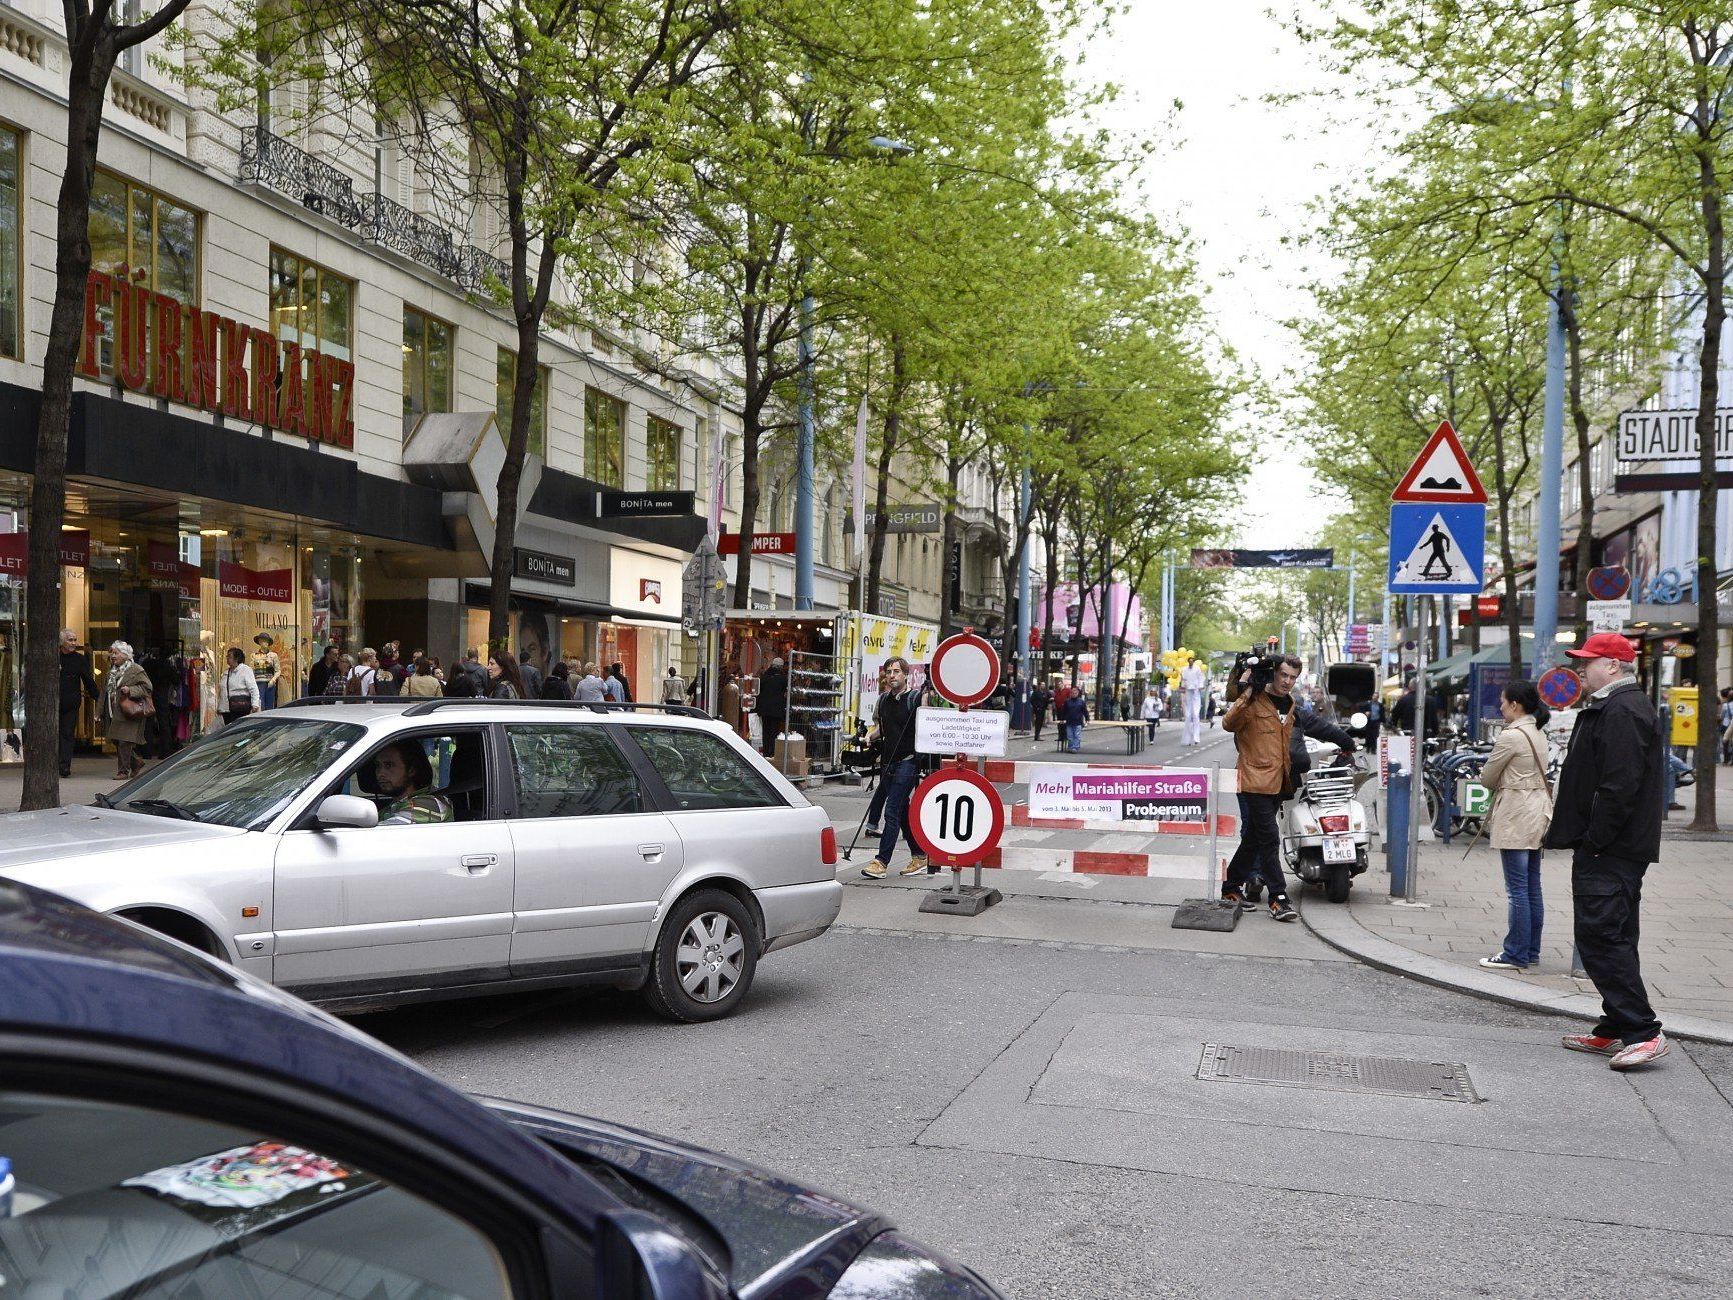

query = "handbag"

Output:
[[1465, 724, 1553, 856], [118, 690, 155, 720], [225, 669, 254, 717]]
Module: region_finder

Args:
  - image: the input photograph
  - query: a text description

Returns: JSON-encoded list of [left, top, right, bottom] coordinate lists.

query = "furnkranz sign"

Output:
[[79, 268, 357, 448]]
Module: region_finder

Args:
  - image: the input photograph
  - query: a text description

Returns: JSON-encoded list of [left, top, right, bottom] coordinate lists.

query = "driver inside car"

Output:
[[371, 740, 453, 826]]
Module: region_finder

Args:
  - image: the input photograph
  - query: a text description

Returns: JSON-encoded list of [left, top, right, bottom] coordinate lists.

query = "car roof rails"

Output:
[[398, 698, 712, 720]]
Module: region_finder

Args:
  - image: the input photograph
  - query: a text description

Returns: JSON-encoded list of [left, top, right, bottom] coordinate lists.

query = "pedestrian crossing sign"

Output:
[[1387, 502, 1486, 594]]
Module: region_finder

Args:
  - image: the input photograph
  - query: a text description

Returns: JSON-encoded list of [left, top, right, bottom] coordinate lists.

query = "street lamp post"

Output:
[[794, 134, 913, 612]]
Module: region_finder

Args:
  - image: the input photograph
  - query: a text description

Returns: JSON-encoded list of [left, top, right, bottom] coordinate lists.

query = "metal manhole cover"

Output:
[[1197, 1043, 1479, 1103]]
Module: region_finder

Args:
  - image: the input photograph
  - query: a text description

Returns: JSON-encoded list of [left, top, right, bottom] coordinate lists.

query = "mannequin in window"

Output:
[[252, 633, 282, 711]]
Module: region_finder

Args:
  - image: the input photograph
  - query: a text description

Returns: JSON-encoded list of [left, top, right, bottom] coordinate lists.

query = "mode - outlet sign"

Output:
[[514, 548, 576, 587]]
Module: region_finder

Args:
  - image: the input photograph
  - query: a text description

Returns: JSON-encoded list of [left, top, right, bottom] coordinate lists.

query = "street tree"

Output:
[[21, 0, 197, 812]]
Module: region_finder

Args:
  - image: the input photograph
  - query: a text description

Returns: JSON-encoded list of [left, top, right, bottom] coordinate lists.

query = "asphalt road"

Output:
[[362, 877, 1733, 1299]]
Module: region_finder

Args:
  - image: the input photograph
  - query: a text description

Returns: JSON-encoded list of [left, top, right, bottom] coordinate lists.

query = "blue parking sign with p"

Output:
[[1387, 502, 1486, 595]]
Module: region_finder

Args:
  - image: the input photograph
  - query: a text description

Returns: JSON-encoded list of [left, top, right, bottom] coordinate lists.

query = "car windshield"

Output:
[[108, 719, 366, 830]]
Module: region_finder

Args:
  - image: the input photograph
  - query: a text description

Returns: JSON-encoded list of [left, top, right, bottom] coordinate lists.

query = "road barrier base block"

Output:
[[1171, 898, 1241, 931], [918, 885, 1003, 917]]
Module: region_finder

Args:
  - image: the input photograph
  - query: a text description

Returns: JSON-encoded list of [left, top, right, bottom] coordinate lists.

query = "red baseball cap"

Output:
[[1564, 631, 1637, 662]]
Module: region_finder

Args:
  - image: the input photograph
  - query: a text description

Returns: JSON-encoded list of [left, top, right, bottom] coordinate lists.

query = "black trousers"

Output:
[[1573, 851, 1661, 1044], [1225, 792, 1285, 899], [57, 704, 80, 776]]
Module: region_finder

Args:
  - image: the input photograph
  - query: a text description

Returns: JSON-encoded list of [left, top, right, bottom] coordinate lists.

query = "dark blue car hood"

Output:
[[491, 1097, 890, 1298]]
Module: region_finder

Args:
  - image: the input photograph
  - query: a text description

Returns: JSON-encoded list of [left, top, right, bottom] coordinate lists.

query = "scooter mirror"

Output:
[[1349, 711, 1369, 730]]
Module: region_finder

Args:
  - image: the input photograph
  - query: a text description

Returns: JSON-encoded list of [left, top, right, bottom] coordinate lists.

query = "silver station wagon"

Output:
[[0, 699, 843, 1021]]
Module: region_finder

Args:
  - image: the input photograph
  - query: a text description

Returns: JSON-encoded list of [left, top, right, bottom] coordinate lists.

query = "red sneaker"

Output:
[[1561, 1034, 1621, 1056], [1608, 1034, 1669, 1071]]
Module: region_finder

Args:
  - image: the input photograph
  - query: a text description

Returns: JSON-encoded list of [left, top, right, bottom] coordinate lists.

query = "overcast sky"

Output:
[[1069, 0, 1393, 547]]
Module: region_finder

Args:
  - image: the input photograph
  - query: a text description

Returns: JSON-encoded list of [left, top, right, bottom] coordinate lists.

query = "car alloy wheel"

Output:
[[677, 911, 746, 1004], [644, 887, 760, 1023]]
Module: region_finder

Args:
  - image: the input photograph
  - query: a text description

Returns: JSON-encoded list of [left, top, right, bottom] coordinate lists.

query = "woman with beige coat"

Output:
[[99, 641, 152, 779], [1476, 680, 1553, 971]]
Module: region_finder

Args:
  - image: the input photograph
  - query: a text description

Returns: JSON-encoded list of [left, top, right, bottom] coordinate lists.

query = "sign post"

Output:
[[1388, 420, 1488, 907], [916, 630, 1006, 916]]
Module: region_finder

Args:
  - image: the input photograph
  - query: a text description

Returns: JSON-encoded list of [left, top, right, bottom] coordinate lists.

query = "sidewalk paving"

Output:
[[1306, 762, 1733, 1046]]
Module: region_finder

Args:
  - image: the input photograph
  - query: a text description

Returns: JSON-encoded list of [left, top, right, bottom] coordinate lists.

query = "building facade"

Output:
[[0, 0, 722, 737]]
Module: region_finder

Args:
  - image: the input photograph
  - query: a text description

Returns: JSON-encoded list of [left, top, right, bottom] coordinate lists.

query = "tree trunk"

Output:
[[864, 341, 905, 614], [23, 36, 116, 812], [1689, 137, 1723, 832], [729, 316, 766, 609], [1039, 502, 1059, 688], [487, 221, 555, 649], [938, 453, 960, 638]]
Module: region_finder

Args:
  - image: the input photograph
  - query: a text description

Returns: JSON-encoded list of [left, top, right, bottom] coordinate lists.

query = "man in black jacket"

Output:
[[860, 657, 931, 880], [754, 658, 788, 753], [57, 629, 99, 777], [1389, 676, 1443, 736], [1545, 633, 1668, 1070]]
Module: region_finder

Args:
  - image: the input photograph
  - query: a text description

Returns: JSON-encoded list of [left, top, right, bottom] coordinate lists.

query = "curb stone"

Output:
[[1298, 892, 1733, 1047]]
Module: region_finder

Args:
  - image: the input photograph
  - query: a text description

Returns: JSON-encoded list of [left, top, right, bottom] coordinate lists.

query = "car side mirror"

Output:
[[316, 794, 378, 829], [1349, 712, 1369, 730]]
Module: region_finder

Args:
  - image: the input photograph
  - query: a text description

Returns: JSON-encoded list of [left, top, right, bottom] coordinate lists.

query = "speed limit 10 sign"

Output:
[[907, 766, 1004, 867]]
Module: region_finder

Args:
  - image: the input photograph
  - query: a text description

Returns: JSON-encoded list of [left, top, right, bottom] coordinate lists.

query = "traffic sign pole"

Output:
[[1402, 597, 1429, 905]]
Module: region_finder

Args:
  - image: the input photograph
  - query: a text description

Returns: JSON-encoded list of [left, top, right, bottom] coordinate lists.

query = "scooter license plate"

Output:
[[1323, 837, 1357, 864]]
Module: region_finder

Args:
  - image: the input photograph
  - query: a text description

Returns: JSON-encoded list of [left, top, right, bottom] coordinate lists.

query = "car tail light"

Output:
[[1319, 814, 1350, 834], [820, 825, 838, 865]]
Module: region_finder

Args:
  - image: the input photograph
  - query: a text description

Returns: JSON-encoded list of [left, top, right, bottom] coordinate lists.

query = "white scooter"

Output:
[[1279, 713, 1374, 903]]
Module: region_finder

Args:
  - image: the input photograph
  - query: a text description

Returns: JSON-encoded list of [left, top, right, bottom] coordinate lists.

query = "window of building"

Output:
[[402, 307, 454, 435], [270, 248, 352, 361], [495, 347, 548, 458], [86, 169, 199, 374], [584, 386, 624, 485], [0, 125, 18, 360], [647, 415, 681, 490]]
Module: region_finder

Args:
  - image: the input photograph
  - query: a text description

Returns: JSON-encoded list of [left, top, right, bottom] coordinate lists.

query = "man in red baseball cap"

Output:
[[1545, 631, 1669, 1069]]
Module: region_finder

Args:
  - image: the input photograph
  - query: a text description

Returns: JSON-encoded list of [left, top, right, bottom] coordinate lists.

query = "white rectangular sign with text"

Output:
[[915, 708, 1009, 757]]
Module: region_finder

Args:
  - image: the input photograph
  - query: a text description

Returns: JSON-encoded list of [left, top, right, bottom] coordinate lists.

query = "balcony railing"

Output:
[[240, 126, 512, 296], [240, 125, 367, 230]]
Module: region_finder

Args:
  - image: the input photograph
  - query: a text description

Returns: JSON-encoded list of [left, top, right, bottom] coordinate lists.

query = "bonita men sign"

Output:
[[78, 268, 357, 448]]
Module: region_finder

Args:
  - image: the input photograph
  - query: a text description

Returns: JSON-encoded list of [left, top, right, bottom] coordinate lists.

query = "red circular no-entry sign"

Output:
[[908, 766, 1004, 866], [929, 632, 1001, 707]]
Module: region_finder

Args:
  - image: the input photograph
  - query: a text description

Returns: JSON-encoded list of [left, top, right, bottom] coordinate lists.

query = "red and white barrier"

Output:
[[1007, 803, 1236, 837], [979, 758, 1239, 793], [972, 844, 1224, 880]]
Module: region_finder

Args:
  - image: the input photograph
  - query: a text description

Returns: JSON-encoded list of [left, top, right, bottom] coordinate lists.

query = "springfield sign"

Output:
[[1029, 766, 1210, 825]]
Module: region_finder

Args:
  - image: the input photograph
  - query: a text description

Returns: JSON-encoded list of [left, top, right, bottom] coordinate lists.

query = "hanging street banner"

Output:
[[1189, 549, 1333, 569], [1029, 765, 1211, 825]]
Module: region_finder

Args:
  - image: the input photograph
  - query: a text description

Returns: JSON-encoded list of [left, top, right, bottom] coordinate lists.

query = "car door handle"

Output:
[[461, 854, 497, 872], [638, 843, 665, 860]]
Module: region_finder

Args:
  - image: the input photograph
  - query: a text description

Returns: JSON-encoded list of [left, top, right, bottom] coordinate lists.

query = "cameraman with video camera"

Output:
[[1222, 648, 1356, 921]]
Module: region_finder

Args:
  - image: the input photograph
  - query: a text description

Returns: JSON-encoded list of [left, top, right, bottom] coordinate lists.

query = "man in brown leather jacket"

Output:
[[1222, 653, 1354, 920]]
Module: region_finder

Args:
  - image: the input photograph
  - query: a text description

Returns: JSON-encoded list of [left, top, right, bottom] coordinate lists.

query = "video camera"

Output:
[[1233, 643, 1286, 694]]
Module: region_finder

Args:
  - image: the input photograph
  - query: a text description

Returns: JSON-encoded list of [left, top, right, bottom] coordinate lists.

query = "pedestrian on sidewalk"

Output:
[[100, 642, 152, 779], [1546, 632, 1669, 1071], [574, 662, 608, 703], [57, 629, 98, 778], [1222, 653, 1355, 922], [1475, 680, 1553, 973], [1718, 686, 1733, 764], [1057, 686, 1089, 753], [1030, 681, 1052, 744], [1140, 687, 1162, 740], [860, 656, 931, 880], [1181, 656, 1207, 746], [660, 665, 687, 704]]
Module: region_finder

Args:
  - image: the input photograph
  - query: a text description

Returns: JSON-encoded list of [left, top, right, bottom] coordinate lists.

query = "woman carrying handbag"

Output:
[[101, 641, 154, 779], [221, 647, 261, 728], [1475, 680, 1554, 972]]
